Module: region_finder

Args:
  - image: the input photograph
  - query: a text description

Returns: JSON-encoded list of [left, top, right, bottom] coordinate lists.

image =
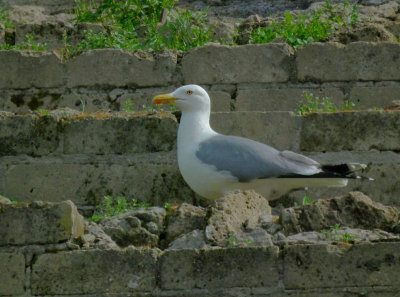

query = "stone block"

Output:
[[66, 49, 177, 88], [297, 42, 400, 82], [0, 113, 61, 156], [1, 154, 194, 206], [0, 253, 25, 296], [0, 200, 84, 245], [0, 50, 64, 89], [62, 113, 177, 154], [211, 111, 301, 151], [349, 86, 400, 110], [31, 248, 158, 295], [182, 43, 293, 84], [284, 242, 400, 289], [160, 246, 280, 290], [300, 111, 400, 152], [235, 87, 344, 111]]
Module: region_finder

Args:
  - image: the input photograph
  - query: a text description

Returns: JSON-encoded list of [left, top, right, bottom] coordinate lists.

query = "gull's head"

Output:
[[152, 85, 210, 113]]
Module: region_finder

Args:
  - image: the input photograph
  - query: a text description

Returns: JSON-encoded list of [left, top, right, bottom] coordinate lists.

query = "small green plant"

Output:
[[226, 232, 252, 247], [144, 103, 176, 113], [0, 7, 13, 29], [302, 194, 314, 205], [73, 0, 211, 52], [249, 0, 358, 49], [91, 195, 151, 222], [0, 34, 47, 51], [35, 109, 49, 116], [122, 99, 135, 112], [164, 202, 171, 211], [320, 224, 358, 243], [294, 91, 355, 116]]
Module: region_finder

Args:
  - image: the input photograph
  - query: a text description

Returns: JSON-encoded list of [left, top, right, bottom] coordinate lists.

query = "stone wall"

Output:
[[1, 42, 400, 210]]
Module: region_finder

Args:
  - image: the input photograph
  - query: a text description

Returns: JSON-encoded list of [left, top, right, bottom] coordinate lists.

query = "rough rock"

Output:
[[0, 194, 11, 204], [205, 190, 272, 246], [0, 253, 25, 296], [332, 22, 397, 44], [259, 214, 282, 234], [235, 228, 275, 247], [281, 192, 399, 234], [167, 229, 209, 250], [76, 222, 118, 249], [100, 207, 166, 247], [166, 203, 207, 242], [0, 200, 84, 246]]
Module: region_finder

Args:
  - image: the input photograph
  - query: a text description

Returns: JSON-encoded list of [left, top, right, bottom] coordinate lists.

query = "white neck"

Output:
[[177, 110, 216, 149]]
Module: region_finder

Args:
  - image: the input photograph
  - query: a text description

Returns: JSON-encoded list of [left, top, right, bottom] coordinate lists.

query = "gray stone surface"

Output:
[[235, 87, 344, 111], [160, 246, 280, 290], [31, 248, 159, 295], [0, 252, 25, 296], [349, 85, 400, 110], [284, 242, 400, 289], [182, 43, 293, 84], [100, 207, 166, 247], [166, 203, 207, 242], [211, 111, 301, 151], [0, 153, 194, 206], [297, 42, 400, 82], [281, 192, 399, 234], [0, 200, 84, 245], [300, 111, 400, 152], [66, 49, 177, 88], [205, 190, 272, 246], [0, 50, 64, 88], [78, 222, 118, 249], [167, 229, 209, 250]]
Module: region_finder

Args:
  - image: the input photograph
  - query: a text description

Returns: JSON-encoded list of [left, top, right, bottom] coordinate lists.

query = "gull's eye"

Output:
[[186, 90, 193, 95]]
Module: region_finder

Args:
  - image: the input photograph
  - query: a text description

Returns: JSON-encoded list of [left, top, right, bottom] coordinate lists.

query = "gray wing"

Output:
[[196, 135, 321, 182]]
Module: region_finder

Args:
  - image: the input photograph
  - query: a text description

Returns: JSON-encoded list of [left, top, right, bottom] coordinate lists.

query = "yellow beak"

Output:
[[152, 93, 179, 105]]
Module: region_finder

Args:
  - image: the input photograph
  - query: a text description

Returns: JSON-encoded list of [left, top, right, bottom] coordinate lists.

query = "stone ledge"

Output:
[[284, 242, 400, 289], [182, 43, 293, 84], [300, 111, 400, 152], [31, 248, 159, 295], [297, 42, 400, 82], [0, 200, 84, 246], [159, 246, 280, 290]]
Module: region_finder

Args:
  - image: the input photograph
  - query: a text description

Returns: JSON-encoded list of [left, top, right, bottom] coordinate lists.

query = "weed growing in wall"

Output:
[[320, 224, 358, 243], [0, 33, 48, 50], [73, 0, 211, 52], [91, 195, 151, 222], [0, 7, 13, 29], [294, 91, 355, 116], [249, 0, 358, 49]]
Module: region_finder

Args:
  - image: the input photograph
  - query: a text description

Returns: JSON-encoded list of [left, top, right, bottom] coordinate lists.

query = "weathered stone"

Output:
[[284, 242, 400, 289], [259, 214, 282, 234], [205, 190, 271, 246], [78, 222, 118, 249], [0, 113, 61, 156], [1, 154, 194, 206], [167, 229, 209, 250], [0, 50, 64, 88], [235, 228, 274, 247], [31, 248, 159, 295], [160, 246, 279, 290], [66, 49, 177, 88], [0, 194, 11, 204], [349, 85, 400, 110], [182, 43, 293, 84], [0, 252, 25, 296], [62, 112, 178, 154], [297, 42, 400, 82], [166, 203, 207, 242], [211, 111, 301, 151], [332, 22, 397, 44], [100, 207, 166, 247], [281, 192, 399, 234], [208, 90, 232, 112], [0, 200, 84, 245], [235, 87, 344, 112], [300, 111, 400, 152]]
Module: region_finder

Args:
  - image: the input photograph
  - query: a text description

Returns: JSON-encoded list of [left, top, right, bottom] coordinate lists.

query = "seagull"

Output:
[[153, 85, 370, 200]]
